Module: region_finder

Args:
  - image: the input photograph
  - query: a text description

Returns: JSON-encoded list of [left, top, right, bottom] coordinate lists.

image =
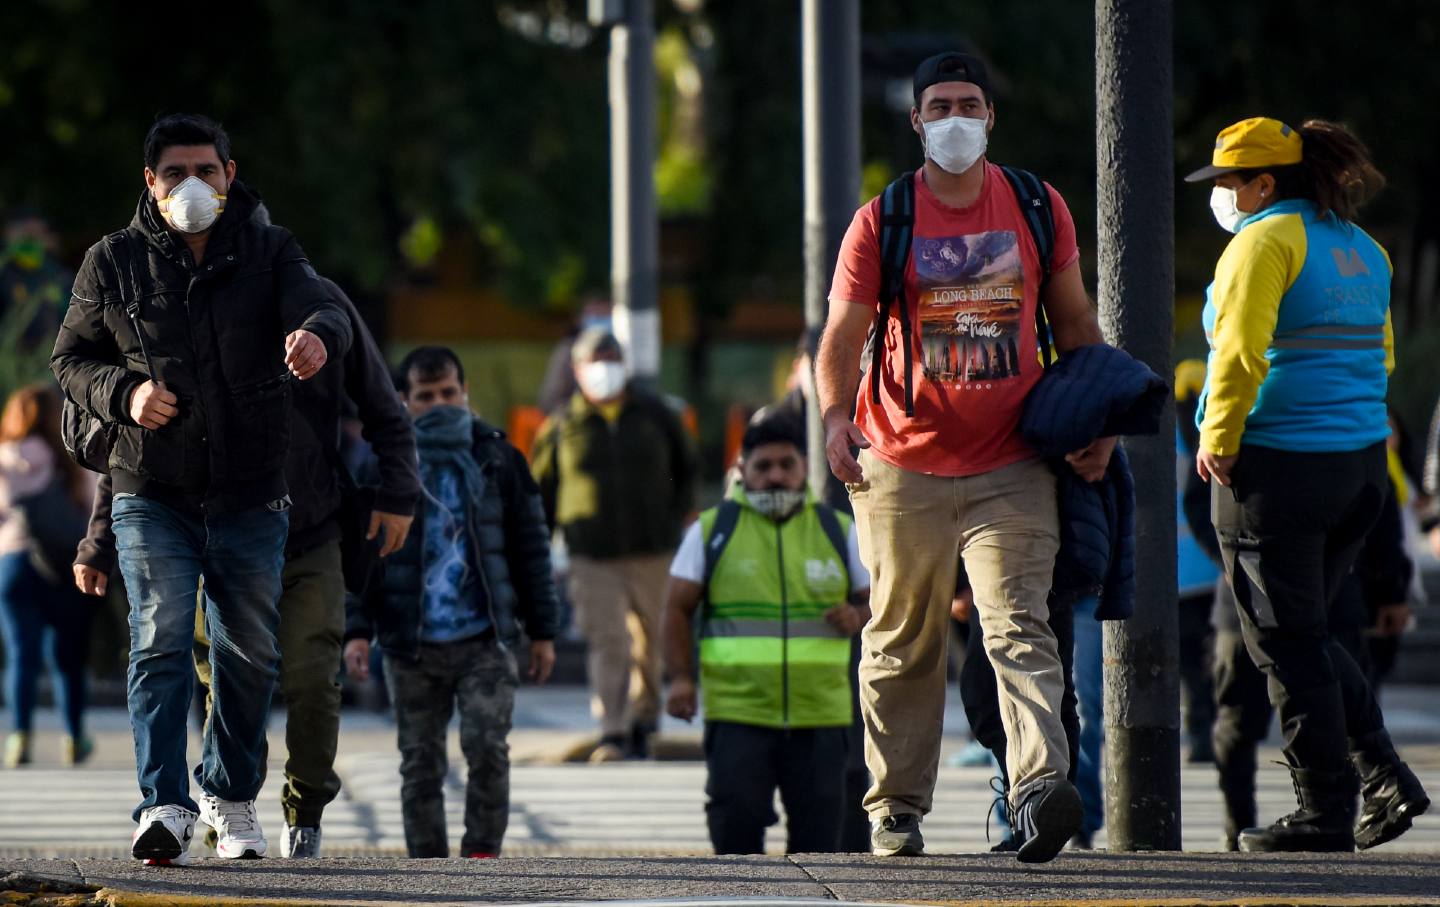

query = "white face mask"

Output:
[[158, 175, 226, 234], [1209, 185, 1245, 234], [577, 360, 627, 402], [748, 488, 806, 521], [921, 115, 989, 175]]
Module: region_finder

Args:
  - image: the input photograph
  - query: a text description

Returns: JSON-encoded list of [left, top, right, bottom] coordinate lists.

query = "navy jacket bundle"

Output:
[[1021, 343, 1168, 620]]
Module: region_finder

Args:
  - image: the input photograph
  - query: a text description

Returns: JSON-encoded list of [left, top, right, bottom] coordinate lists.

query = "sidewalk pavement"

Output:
[[6, 851, 1440, 906], [5, 685, 1440, 904]]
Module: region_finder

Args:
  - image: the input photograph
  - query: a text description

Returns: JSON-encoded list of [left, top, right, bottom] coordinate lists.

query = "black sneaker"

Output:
[[1013, 780, 1083, 864], [871, 813, 924, 856], [1355, 763, 1430, 850]]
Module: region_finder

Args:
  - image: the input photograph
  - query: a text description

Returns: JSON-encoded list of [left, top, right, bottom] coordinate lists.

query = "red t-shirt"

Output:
[[829, 163, 1080, 477]]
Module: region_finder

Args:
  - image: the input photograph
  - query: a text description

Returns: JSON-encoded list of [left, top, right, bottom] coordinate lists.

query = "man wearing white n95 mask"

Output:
[[50, 113, 352, 866], [531, 327, 697, 763]]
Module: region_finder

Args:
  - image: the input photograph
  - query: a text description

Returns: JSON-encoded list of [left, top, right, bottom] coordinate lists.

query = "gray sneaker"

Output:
[[281, 825, 322, 858], [871, 813, 924, 856]]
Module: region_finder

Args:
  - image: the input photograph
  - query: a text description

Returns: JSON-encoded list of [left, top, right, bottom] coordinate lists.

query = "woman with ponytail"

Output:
[[1184, 117, 1429, 853]]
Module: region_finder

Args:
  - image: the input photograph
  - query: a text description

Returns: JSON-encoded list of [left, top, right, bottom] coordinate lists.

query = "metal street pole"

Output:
[[801, 0, 859, 496], [1096, 0, 1182, 851], [602, 0, 661, 381]]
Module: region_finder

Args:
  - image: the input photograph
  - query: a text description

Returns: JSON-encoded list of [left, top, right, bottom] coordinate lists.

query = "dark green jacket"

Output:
[[531, 385, 696, 559]]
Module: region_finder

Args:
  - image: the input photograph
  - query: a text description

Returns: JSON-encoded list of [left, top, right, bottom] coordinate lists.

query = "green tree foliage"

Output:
[[0, 0, 610, 308]]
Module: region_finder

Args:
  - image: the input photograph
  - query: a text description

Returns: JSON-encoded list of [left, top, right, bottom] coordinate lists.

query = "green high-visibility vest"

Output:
[[698, 491, 855, 729]]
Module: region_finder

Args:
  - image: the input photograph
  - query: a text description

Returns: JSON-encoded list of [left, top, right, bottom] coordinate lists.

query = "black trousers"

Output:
[[1211, 572, 1372, 834], [1211, 442, 1390, 777], [959, 597, 1080, 788], [703, 721, 848, 854]]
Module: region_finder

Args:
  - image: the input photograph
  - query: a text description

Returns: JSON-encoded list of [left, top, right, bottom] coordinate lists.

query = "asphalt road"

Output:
[[7, 851, 1440, 906]]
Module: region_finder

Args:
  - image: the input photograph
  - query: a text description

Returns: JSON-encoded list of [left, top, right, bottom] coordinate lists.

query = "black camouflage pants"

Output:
[[383, 635, 518, 857]]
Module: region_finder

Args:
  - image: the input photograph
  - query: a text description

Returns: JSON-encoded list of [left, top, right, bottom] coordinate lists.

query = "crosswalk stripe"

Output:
[[4, 760, 1438, 858]]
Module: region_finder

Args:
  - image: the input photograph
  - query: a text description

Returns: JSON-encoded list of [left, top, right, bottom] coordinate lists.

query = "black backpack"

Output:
[[869, 165, 1058, 417], [60, 232, 158, 473]]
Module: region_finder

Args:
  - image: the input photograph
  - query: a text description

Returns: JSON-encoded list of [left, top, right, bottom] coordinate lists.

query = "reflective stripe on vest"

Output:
[[1269, 323, 1386, 351], [699, 501, 854, 729]]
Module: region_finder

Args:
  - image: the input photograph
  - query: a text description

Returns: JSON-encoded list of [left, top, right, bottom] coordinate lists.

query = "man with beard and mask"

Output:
[[50, 114, 352, 865], [531, 327, 697, 762], [662, 415, 870, 854], [343, 346, 558, 859], [816, 52, 1112, 863]]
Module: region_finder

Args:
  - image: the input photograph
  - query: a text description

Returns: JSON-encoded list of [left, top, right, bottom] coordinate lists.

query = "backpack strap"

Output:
[[702, 499, 743, 588], [873, 172, 916, 416], [100, 232, 158, 382], [812, 503, 850, 583], [997, 165, 1057, 368]]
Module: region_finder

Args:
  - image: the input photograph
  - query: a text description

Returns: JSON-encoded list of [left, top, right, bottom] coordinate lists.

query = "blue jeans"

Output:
[[0, 552, 94, 738], [112, 494, 287, 819], [1072, 595, 1104, 836]]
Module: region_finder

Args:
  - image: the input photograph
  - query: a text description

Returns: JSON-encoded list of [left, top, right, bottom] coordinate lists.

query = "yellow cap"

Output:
[[1183, 117, 1303, 182]]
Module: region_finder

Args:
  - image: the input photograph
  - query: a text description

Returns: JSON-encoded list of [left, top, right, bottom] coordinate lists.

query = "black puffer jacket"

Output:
[[346, 417, 559, 658], [51, 181, 351, 515]]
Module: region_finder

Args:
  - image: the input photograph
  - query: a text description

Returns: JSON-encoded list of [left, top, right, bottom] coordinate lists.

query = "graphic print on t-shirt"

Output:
[[915, 230, 1026, 386]]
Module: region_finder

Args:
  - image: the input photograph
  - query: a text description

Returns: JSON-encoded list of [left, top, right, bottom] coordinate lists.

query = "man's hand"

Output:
[[369, 510, 414, 558], [824, 409, 871, 485], [824, 602, 869, 637], [129, 380, 178, 430], [666, 676, 698, 723], [1429, 525, 1440, 560], [950, 586, 974, 623], [285, 330, 328, 381], [1372, 603, 1411, 637], [343, 638, 371, 681], [73, 564, 108, 597], [528, 639, 556, 685], [1197, 450, 1238, 486], [1065, 436, 1118, 483]]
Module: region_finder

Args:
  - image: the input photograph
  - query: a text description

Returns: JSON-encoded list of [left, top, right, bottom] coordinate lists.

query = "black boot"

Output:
[[1237, 764, 1356, 853], [1351, 730, 1431, 850]]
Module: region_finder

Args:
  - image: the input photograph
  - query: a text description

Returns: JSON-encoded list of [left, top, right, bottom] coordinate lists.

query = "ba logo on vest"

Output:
[[806, 559, 845, 586]]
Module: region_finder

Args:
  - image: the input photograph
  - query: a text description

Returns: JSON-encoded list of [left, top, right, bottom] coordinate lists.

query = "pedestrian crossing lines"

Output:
[[4, 756, 1437, 858]]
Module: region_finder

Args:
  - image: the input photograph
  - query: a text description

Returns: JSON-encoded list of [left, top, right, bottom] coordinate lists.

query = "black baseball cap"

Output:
[[913, 52, 992, 105]]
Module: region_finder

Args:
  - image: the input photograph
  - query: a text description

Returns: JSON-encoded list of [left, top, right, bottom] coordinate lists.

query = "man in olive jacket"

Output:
[[530, 327, 697, 761], [50, 114, 351, 864]]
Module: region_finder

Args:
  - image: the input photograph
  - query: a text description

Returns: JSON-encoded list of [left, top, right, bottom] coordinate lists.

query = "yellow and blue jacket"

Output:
[[1198, 199, 1394, 455]]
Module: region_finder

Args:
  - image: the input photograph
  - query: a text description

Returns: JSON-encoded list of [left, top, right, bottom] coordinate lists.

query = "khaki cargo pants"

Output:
[[848, 451, 1068, 817]]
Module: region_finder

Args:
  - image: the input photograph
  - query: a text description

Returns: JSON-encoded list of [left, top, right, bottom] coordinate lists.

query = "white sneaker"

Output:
[[199, 793, 267, 859], [280, 824, 322, 858], [131, 805, 196, 866]]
